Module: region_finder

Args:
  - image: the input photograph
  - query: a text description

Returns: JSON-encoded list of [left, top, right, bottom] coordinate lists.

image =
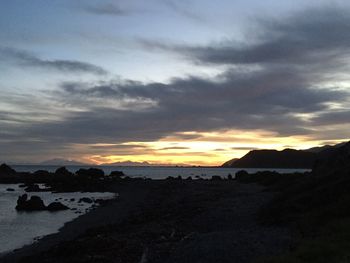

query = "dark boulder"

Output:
[[33, 170, 51, 177], [47, 202, 69, 211], [110, 170, 125, 178], [76, 168, 104, 178], [24, 184, 41, 192], [211, 175, 222, 181], [55, 166, 73, 177], [6, 188, 15, 191], [79, 197, 93, 203], [227, 173, 233, 180], [16, 194, 46, 211], [0, 164, 16, 176], [235, 170, 249, 180]]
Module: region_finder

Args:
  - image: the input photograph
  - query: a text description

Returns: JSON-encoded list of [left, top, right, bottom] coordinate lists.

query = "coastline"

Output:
[[0, 180, 153, 262], [1, 179, 292, 263]]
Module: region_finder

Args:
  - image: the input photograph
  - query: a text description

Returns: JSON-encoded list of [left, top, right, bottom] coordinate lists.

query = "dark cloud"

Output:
[[82, 3, 129, 16], [13, 66, 346, 146], [0, 47, 107, 75], [310, 110, 350, 126], [141, 8, 350, 67], [231, 147, 259, 151], [88, 144, 149, 150], [159, 146, 190, 150]]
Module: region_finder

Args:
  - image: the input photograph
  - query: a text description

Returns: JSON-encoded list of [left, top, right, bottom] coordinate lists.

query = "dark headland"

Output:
[[0, 140, 349, 263], [222, 141, 347, 169]]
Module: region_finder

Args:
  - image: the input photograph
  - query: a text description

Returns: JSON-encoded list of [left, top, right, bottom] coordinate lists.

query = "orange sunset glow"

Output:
[[73, 130, 346, 166]]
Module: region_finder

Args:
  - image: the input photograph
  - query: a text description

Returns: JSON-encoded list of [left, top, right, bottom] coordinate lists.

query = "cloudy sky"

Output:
[[1, 0, 350, 165]]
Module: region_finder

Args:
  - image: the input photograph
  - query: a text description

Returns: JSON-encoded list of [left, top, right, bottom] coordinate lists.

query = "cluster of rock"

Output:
[[0, 164, 126, 192], [16, 194, 69, 212], [165, 174, 234, 181]]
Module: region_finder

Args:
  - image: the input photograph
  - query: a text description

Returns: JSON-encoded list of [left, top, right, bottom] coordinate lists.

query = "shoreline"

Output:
[[0, 180, 154, 263], [1, 179, 292, 263], [0, 185, 116, 256]]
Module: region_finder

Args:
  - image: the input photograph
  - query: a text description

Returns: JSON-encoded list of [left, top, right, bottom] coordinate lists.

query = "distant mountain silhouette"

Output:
[[221, 158, 239, 167], [99, 161, 154, 166], [40, 158, 88, 166], [222, 141, 349, 169], [305, 141, 347, 153], [99, 160, 191, 167]]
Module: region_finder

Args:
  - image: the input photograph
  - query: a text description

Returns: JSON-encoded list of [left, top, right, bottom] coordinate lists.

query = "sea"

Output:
[[0, 184, 116, 256], [0, 166, 309, 256], [11, 165, 310, 179]]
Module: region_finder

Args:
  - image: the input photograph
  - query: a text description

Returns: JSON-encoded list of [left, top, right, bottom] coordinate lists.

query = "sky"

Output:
[[0, 0, 350, 165]]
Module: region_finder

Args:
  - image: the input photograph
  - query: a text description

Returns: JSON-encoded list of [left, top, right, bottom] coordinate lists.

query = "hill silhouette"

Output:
[[223, 142, 347, 169]]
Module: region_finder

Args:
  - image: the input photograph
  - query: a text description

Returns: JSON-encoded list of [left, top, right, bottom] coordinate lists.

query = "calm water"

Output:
[[0, 184, 116, 255], [11, 165, 310, 179]]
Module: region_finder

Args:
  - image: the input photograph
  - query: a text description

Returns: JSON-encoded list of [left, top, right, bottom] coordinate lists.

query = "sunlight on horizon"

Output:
[[78, 130, 347, 166]]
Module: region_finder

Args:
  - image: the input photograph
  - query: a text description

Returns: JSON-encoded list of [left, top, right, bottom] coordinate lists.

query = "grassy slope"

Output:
[[237, 170, 350, 263]]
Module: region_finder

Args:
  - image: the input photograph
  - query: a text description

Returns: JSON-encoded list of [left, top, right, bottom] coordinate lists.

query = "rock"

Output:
[[24, 184, 41, 192], [17, 194, 28, 204], [33, 170, 51, 177], [6, 188, 15, 191], [79, 197, 93, 203], [76, 168, 105, 178], [95, 198, 111, 206], [0, 164, 16, 176], [211, 175, 222, 181], [47, 202, 69, 211], [186, 176, 193, 181], [55, 166, 73, 177], [70, 198, 75, 201], [235, 170, 249, 180], [19, 184, 26, 188], [110, 170, 125, 178], [16, 194, 46, 211], [227, 174, 233, 180]]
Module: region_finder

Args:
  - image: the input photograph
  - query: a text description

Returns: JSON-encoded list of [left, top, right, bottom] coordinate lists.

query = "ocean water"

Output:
[[0, 184, 116, 255], [11, 165, 310, 179]]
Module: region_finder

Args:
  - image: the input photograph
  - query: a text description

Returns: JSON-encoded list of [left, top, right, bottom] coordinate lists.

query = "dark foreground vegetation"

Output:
[[236, 141, 350, 262]]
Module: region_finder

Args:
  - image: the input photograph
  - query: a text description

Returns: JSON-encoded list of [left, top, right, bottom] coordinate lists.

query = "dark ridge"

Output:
[[222, 141, 348, 169], [224, 149, 316, 169]]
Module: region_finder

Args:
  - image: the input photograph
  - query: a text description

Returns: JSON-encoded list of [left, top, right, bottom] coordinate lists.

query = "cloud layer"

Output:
[[0, 47, 107, 75], [1, 7, 350, 163]]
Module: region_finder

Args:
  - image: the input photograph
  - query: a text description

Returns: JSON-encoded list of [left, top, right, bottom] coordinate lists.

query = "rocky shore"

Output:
[[0, 164, 126, 192], [0, 178, 292, 263]]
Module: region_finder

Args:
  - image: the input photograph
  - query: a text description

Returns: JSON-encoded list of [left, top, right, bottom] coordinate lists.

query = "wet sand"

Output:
[[1, 180, 291, 263]]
